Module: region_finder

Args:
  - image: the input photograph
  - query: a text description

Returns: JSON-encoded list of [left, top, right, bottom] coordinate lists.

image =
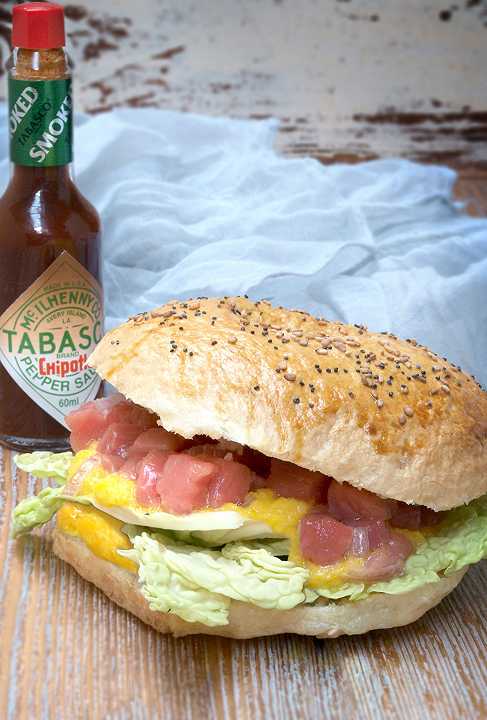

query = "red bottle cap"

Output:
[[12, 2, 65, 50]]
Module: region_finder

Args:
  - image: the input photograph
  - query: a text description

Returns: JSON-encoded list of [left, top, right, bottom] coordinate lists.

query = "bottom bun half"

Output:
[[52, 530, 466, 639]]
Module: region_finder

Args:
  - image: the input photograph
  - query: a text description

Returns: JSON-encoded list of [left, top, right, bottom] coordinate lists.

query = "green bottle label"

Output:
[[8, 78, 73, 167]]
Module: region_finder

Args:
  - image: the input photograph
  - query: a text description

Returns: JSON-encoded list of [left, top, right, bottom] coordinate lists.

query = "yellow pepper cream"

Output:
[[60, 452, 425, 589], [57, 503, 137, 573], [80, 468, 136, 507], [60, 446, 137, 573]]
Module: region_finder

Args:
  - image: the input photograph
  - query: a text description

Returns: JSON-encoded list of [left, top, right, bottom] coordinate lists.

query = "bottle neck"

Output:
[[7, 47, 73, 175], [9, 163, 73, 194], [12, 47, 70, 76]]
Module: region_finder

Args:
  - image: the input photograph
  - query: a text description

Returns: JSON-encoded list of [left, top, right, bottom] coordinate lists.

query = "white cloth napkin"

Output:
[[0, 106, 485, 385]]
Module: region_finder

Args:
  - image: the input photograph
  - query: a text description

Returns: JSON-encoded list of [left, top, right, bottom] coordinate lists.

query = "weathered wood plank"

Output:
[[0, 0, 486, 166]]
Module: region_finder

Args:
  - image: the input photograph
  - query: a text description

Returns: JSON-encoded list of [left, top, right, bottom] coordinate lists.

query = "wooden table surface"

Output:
[[1, 1, 487, 718]]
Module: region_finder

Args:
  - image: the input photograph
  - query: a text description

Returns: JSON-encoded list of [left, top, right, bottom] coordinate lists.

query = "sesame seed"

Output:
[[404, 406, 414, 417], [299, 339, 308, 347], [284, 372, 296, 382], [293, 397, 300, 404], [316, 348, 328, 355], [228, 336, 237, 344], [376, 399, 384, 408], [399, 414, 407, 425]]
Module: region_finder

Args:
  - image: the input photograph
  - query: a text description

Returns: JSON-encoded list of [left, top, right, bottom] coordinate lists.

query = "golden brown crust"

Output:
[[52, 529, 466, 639], [89, 297, 487, 510]]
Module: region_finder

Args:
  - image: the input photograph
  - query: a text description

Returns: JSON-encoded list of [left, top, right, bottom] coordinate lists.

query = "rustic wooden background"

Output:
[[0, 0, 486, 166], [0, 1, 486, 719]]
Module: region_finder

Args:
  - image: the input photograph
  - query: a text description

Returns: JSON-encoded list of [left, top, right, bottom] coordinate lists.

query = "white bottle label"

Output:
[[0, 251, 103, 427]]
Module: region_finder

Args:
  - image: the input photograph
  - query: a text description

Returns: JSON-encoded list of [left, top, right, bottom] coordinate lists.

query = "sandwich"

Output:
[[12, 296, 487, 638]]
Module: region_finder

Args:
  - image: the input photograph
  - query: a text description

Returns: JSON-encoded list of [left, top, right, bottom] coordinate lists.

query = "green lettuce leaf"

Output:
[[12, 452, 93, 538], [316, 495, 487, 601], [15, 451, 73, 485], [12, 487, 66, 538], [11, 488, 91, 538], [120, 530, 312, 626], [122, 532, 230, 626]]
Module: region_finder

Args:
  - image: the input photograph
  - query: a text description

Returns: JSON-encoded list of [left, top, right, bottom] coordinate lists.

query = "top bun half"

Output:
[[89, 297, 487, 510]]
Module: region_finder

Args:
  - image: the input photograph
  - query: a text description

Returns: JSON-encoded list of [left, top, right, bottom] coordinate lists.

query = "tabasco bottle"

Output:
[[0, 3, 102, 451]]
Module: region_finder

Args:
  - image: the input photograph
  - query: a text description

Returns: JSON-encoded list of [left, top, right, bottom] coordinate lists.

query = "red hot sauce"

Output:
[[0, 3, 103, 451]]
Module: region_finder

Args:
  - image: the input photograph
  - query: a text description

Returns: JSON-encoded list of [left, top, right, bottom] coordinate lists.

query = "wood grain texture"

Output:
[[0, 0, 486, 166], [1, 435, 487, 720]]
